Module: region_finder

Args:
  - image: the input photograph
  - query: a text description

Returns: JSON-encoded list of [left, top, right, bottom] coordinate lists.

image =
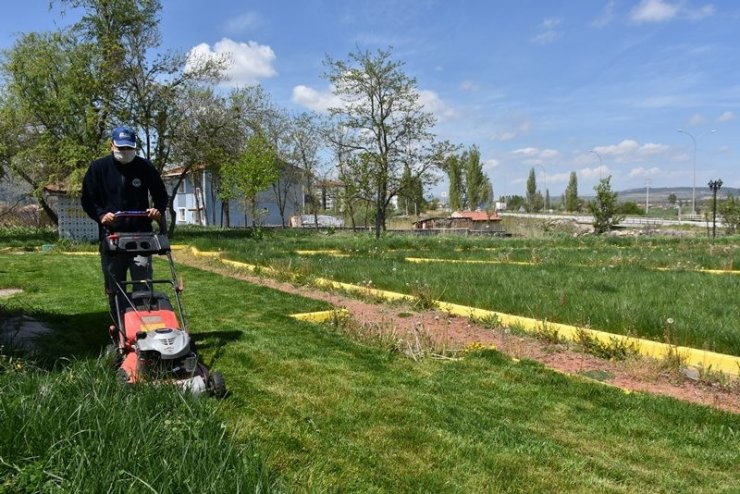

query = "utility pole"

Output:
[[645, 179, 651, 215]]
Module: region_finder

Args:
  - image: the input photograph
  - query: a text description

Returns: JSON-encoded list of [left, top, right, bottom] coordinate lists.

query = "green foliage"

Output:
[[589, 176, 625, 234], [620, 201, 645, 215], [324, 47, 439, 238], [0, 359, 274, 493], [445, 153, 463, 210], [564, 171, 579, 212], [719, 193, 740, 234], [220, 133, 280, 228]]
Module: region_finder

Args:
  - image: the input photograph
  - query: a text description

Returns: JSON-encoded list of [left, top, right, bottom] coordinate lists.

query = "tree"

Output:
[[719, 194, 740, 234], [464, 146, 487, 210], [283, 112, 323, 228], [526, 168, 538, 212], [324, 47, 441, 238], [564, 171, 579, 212], [1, 0, 225, 227], [0, 31, 106, 223], [444, 153, 463, 211], [588, 176, 624, 234], [219, 133, 280, 229], [667, 193, 677, 206]]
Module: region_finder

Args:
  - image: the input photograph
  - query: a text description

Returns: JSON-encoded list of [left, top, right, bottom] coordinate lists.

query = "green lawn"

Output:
[[176, 229, 740, 356], [1, 251, 739, 492]]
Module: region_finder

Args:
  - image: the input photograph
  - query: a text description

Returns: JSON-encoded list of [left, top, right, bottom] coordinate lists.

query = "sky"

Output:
[[1, 0, 739, 198]]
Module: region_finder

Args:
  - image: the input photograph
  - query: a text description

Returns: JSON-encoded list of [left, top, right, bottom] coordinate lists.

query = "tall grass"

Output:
[[176, 230, 740, 355], [0, 358, 274, 493]]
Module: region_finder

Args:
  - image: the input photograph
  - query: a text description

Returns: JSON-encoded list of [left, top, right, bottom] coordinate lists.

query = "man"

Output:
[[81, 125, 168, 319]]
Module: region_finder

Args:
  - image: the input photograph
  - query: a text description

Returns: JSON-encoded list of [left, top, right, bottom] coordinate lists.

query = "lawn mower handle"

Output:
[[112, 210, 166, 234]]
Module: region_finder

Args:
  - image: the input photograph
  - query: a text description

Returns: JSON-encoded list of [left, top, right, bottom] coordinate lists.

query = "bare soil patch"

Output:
[[175, 252, 740, 414]]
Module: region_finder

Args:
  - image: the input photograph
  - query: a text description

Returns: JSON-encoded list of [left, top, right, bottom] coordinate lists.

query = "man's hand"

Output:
[[100, 212, 115, 226], [146, 208, 162, 221]]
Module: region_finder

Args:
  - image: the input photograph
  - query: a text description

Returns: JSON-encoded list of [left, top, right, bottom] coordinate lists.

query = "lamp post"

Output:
[[708, 179, 723, 238], [678, 128, 717, 218], [677, 129, 697, 217]]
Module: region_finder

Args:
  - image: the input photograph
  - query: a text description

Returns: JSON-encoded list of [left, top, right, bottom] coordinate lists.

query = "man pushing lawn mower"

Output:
[[81, 126, 226, 397]]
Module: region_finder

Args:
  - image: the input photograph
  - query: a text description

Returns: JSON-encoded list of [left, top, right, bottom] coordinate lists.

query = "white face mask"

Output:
[[113, 148, 137, 164]]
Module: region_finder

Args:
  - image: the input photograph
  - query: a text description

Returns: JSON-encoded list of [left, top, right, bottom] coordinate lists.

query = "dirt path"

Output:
[[175, 252, 740, 414]]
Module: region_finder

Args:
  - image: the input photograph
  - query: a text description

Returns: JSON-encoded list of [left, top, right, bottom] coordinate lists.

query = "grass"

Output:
[[0, 358, 274, 493], [173, 228, 740, 356], [2, 251, 739, 492]]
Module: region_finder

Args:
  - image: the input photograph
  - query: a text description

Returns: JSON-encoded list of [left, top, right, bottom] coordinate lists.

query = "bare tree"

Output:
[[324, 47, 441, 238]]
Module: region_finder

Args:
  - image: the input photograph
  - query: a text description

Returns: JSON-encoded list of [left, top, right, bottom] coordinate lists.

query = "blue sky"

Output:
[[2, 0, 739, 197]]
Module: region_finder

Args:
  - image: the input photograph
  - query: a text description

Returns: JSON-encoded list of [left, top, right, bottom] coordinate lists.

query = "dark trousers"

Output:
[[101, 251, 152, 323]]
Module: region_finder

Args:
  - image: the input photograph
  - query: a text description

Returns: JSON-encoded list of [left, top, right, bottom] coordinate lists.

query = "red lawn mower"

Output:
[[104, 211, 226, 397]]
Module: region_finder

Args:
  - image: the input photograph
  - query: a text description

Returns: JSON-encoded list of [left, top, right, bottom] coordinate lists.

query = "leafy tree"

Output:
[[444, 153, 463, 211], [564, 171, 579, 212], [667, 193, 677, 205], [0, 31, 106, 223], [398, 164, 425, 216], [0, 0, 224, 227], [588, 176, 624, 234], [505, 195, 525, 211], [526, 167, 538, 212], [619, 201, 644, 215], [324, 47, 443, 238], [719, 194, 740, 234], [545, 189, 551, 210], [219, 133, 280, 229], [283, 112, 323, 228], [464, 146, 487, 209]]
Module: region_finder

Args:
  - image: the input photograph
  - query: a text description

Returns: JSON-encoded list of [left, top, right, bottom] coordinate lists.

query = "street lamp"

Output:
[[708, 179, 723, 238], [678, 128, 717, 217], [677, 129, 697, 216]]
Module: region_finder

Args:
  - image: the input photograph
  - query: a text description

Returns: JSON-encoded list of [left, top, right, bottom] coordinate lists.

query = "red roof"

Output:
[[450, 210, 501, 221]]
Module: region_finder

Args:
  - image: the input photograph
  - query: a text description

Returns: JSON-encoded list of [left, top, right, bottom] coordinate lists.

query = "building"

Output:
[[412, 210, 504, 233], [164, 163, 305, 228]]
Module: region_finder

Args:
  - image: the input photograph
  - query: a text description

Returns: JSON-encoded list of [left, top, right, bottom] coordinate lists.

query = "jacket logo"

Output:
[[132, 178, 142, 188]]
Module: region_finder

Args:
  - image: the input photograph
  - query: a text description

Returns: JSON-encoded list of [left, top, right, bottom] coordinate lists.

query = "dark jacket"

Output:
[[81, 154, 168, 237]]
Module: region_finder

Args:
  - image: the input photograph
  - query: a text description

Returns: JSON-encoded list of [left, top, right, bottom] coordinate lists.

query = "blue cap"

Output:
[[111, 126, 137, 148]]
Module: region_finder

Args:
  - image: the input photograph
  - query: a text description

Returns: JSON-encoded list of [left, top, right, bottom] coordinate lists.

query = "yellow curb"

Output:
[[295, 249, 350, 257], [435, 301, 740, 376], [290, 309, 349, 323], [190, 246, 223, 258], [188, 247, 740, 377], [406, 257, 534, 266]]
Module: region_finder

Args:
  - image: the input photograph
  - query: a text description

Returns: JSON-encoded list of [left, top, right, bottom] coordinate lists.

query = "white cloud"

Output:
[[187, 38, 276, 87], [580, 166, 611, 179], [225, 12, 261, 33], [718, 111, 735, 122], [531, 17, 562, 45], [628, 167, 661, 178], [511, 147, 560, 164], [592, 139, 668, 163], [629, 0, 714, 23], [291, 85, 343, 113], [630, 0, 679, 23], [418, 89, 459, 121]]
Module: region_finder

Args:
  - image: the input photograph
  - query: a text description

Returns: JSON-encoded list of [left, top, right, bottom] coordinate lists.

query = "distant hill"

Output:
[[615, 186, 740, 204]]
